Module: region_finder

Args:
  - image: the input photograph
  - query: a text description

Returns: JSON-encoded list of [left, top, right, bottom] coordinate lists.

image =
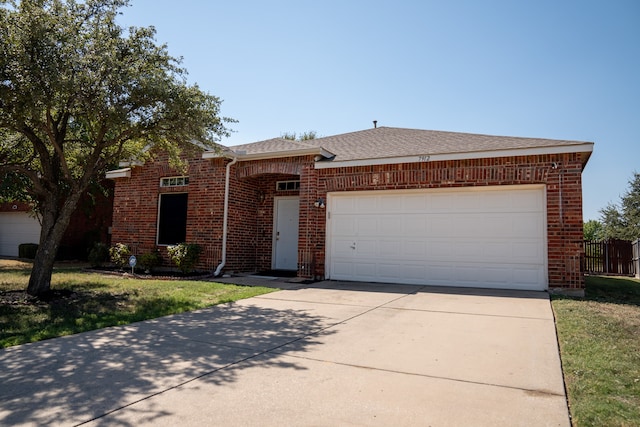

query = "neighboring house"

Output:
[[107, 126, 593, 292], [0, 202, 40, 257], [0, 182, 114, 259]]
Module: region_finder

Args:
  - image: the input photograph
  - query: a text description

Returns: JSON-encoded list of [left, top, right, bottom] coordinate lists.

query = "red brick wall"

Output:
[[110, 151, 585, 289], [59, 181, 114, 259], [0, 202, 32, 212]]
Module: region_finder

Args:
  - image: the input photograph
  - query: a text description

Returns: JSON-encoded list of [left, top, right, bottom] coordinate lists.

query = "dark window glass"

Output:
[[158, 193, 188, 245]]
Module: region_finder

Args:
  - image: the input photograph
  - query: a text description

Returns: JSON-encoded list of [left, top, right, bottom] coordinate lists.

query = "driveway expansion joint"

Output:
[[269, 352, 566, 398], [381, 305, 555, 321]]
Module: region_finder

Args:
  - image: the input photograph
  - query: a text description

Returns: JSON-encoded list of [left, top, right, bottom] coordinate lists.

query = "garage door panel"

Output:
[[378, 263, 402, 280], [331, 261, 354, 277], [328, 186, 547, 291], [356, 196, 378, 212], [379, 240, 402, 257], [479, 267, 513, 284], [356, 239, 378, 256], [426, 239, 455, 259], [356, 217, 377, 235], [379, 216, 402, 235], [403, 240, 427, 257], [512, 241, 544, 262], [512, 191, 543, 211], [402, 215, 428, 235], [405, 264, 428, 280], [429, 194, 456, 211], [429, 215, 454, 236], [459, 240, 509, 260], [512, 213, 544, 236], [428, 264, 455, 281], [404, 194, 428, 211], [354, 262, 377, 278], [456, 265, 496, 284], [480, 192, 512, 211], [378, 195, 401, 212], [333, 197, 356, 213], [332, 239, 357, 257], [332, 216, 356, 236]]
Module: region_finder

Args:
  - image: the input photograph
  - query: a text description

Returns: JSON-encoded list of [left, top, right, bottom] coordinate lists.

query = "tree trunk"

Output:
[[27, 236, 60, 296], [26, 192, 82, 297]]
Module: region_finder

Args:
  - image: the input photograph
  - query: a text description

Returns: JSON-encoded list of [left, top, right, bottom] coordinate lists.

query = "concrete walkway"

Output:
[[0, 281, 570, 426]]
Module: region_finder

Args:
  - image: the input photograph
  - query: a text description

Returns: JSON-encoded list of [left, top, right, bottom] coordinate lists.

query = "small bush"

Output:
[[109, 243, 131, 269], [18, 243, 38, 259], [167, 243, 201, 274], [88, 242, 110, 267], [138, 250, 161, 273]]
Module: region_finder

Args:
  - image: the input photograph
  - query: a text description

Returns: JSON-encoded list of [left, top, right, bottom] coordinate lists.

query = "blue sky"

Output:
[[117, 0, 639, 222]]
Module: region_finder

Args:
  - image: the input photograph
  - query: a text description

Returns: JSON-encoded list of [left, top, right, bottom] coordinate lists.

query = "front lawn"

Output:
[[552, 275, 640, 427], [0, 259, 275, 348]]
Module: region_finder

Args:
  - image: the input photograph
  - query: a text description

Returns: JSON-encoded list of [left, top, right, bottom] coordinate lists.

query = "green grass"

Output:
[[0, 259, 276, 348], [552, 275, 640, 427]]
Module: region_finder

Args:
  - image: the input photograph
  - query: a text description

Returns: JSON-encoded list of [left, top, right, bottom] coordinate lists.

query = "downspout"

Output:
[[214, 155, 238, 276]]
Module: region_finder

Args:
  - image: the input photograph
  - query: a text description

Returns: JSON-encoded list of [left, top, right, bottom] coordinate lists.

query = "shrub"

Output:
[[109, 243, 131, 269], [88, 242, 109, 267], [138, 250, 161, 273], [18, 243, 38, 259], [167, 243, 201, 274]]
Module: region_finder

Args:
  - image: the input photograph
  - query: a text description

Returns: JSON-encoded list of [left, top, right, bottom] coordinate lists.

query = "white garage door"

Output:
[[0, 212, 41, 257], [326, 185, 547, 291]]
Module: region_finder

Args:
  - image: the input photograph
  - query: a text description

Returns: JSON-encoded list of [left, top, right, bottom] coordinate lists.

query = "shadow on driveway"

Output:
[[0, 302, 336, 426]]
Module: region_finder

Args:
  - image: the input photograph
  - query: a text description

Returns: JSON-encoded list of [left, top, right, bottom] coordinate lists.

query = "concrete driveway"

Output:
[[0, 281, 570, 426]]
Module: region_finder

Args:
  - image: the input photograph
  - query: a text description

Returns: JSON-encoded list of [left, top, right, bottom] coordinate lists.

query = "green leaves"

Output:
[[599, 173, 640, 241], [0, 0, 233, 295], [1, 0, 233, 199]]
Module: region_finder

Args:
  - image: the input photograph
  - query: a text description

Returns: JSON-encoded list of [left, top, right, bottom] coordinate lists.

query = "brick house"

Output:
[[107, 126, 593, 292], [0, 181, 113, 259]]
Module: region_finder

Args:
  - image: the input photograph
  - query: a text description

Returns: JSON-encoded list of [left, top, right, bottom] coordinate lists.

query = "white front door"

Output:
[[273, 197, 299, 270]]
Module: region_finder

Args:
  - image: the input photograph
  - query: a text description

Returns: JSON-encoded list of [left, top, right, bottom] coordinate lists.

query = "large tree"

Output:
[[599, 172, 640, 241], [583, 219, 603, 241], [0, 0, 233, 296]]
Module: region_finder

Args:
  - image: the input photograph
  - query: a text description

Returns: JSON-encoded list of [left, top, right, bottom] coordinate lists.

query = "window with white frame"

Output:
[[160, 176, 189, 187], [276, 180, 300, 191]]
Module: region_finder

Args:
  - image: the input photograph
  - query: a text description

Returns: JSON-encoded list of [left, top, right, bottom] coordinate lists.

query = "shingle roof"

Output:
[[303, 127, 592, 162], [230, 138, 318, 155], [225, 127, 593, 165]]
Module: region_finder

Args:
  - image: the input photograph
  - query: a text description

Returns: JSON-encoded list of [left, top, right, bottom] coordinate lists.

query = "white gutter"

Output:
[[213, 155, 238, 276]]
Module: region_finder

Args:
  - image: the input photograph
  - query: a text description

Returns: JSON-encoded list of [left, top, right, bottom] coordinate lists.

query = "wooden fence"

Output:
[[583, 239, 637, 276]]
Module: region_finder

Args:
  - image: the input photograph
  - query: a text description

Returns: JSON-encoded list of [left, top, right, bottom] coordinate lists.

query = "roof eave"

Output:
[[105, 168, 132, 179], [314, 143, 595, 169], [202, 146, 335, 161]]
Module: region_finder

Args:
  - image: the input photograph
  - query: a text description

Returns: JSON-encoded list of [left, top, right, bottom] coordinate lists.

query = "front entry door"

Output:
[[273, 197, 299, 270]]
